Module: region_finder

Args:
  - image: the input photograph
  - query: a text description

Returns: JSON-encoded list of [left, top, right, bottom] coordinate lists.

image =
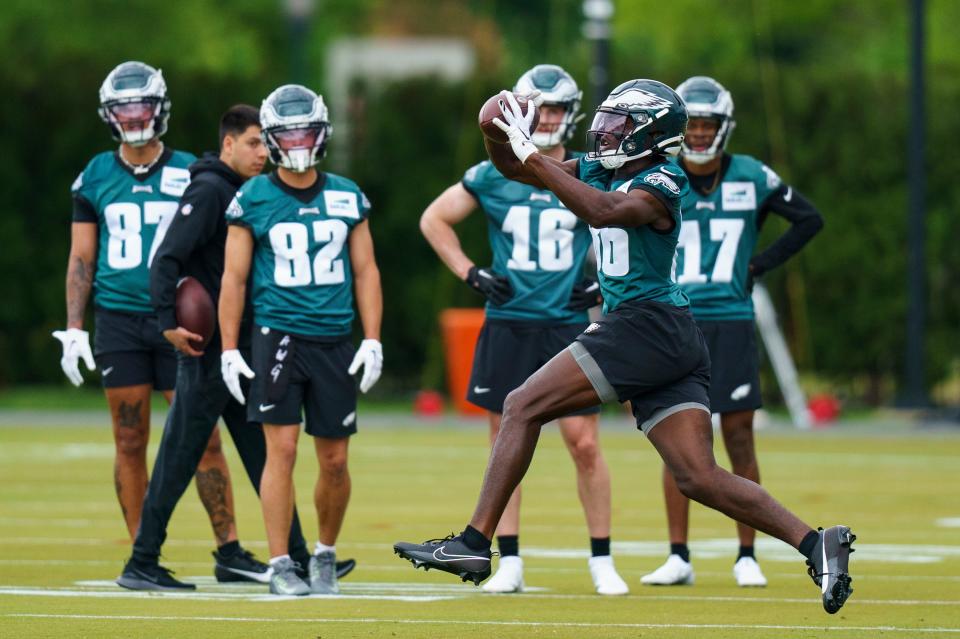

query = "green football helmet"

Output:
[[260, 84, 331, 172], [676, 76, 735, 164], [98, 61, 170, 147], [585, 79, 687, 170], [513, 64, 583, 149]]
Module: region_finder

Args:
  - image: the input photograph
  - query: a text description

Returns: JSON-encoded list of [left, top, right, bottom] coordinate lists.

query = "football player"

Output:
[[55, 61, 240, 557], [641, 76, 824, 588], [396, 80, 855, 615], [117, 105, 352, 590], [419, 64, 627, 595], [219, 85, 383, 596]]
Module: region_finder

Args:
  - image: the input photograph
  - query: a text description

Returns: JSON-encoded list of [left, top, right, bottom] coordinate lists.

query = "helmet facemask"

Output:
[[680, 114, 735, 164], [264, 123, 330, 173]]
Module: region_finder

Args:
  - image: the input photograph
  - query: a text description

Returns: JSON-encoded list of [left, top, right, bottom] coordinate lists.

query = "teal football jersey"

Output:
[[71, 148, 195, 313], [577, 158, 690, 312], [462, 157, 592, 323], [226, 172, 370, 337], [674, 154, 782, 320]]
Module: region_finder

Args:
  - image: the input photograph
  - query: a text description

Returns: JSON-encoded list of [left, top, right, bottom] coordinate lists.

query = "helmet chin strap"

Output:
[[281, 148, 316, 173]]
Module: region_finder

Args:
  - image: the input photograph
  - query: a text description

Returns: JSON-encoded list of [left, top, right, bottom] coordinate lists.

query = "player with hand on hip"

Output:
[[55, 61, 240, 560], [219, 85, 383, 596], [640, 77, 823, 588], [419, 64, 626, 596]]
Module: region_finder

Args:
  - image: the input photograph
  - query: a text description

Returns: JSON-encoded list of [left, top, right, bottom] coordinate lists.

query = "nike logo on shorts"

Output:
[[730, 384, 752, 401], [102, 367, 114, 376], [473, 386, 490, 394], [258, 403, 275, 412]]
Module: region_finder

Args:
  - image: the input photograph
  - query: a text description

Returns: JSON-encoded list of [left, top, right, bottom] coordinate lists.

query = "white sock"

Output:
[[269, 554, 291, 566], [315, 542, 336, 555]]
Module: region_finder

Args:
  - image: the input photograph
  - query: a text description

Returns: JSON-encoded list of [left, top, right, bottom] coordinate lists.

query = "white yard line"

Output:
[[6, 613, 960, 634]]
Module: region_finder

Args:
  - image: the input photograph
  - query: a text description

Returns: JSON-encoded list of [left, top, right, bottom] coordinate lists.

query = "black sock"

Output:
[[497, 535, 519, 557], [737, 545, 755, 560], [798, 529, 820, 560], [463, 525, 491, 551], [217, 540, 240, 557], [590, 537, 611, 557], [670, 543, 690, 563]]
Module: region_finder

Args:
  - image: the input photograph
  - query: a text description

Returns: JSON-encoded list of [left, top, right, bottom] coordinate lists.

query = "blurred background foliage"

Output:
[[0, 0, 957, 407]]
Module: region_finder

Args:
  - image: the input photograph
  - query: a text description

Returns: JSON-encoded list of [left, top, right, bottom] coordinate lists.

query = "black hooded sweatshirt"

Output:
[[150, 152, 251, 349]]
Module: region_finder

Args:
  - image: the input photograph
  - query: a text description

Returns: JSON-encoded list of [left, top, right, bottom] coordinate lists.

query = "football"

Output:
[[175, 276, 215, 350], [478, 92, 540, 144]]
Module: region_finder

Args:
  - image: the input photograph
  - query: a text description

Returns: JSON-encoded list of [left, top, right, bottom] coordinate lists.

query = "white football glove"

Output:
[[51, 328, 96, 387], [221, 349, 255, 404], [348, 339, 383, 394], [492, 89, 541, 164]]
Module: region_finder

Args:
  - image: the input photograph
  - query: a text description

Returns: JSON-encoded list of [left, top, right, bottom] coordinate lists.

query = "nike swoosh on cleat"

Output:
[[473, 386, 490, 394], [221, 566, 271, 582], [433, 547, 490, 563], [784, 187, 793, 202]]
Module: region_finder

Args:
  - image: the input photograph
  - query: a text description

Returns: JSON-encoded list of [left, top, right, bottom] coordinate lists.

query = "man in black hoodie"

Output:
[[118, 105, 353, 590]]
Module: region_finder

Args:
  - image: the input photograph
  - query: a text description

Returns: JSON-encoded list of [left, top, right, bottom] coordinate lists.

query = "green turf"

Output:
[[1, 415, 959, 638]]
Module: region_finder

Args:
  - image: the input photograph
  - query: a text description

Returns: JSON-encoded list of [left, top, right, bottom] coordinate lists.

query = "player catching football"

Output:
[[641, 76, 824, 588], [420, 64, 626, 595], [395, 80, 855, 615], [219, 85, 383, 596], [55, 61, 240, 560]]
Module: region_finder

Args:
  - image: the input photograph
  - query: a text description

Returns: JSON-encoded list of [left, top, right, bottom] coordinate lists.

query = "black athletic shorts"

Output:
[[571, 299, 711, 433], [696, 319, 762, 414], [248, 325, 357, 438], [467, 319, 601, 417], [93, 307, 176, 390]]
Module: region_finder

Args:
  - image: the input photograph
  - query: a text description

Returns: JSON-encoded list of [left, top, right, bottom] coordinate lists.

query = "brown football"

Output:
[[478, 92, 540, 144], [175, 276, 215, 350]]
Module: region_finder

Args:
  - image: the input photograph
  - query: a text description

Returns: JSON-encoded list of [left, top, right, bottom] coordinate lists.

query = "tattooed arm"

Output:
[[66, 222, 97, 328]]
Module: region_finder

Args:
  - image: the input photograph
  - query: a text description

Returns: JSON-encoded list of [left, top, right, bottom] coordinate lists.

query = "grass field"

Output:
[[1, 410, 959, 638]]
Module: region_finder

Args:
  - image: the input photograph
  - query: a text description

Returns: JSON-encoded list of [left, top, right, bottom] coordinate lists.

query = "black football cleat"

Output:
[[394, 534, 492, 585], [806, 525, 856, 614], [116, 559, 196, 591], [213, 546, 270, 583]]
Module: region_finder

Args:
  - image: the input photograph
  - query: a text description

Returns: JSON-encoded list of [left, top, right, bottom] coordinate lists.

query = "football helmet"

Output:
[[676, 76, 735, 164], [260, 84, 331, 173], [98, 61, 170, 147], [513, 64, 583, 149], [585, 79, 687, 170]]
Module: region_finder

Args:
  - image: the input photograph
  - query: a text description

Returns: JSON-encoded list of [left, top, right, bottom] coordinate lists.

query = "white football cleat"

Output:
[[588, 555, 629, 595], [733, 556, 768, 587], [482, 555, 524, 593], [640, 554, 695, 585]]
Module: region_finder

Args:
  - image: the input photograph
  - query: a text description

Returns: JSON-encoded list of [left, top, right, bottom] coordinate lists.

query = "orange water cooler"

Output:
[[439, 308, 486, 416]]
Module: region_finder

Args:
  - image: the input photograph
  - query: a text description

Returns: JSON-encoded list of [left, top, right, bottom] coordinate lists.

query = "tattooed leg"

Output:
[[106, 384, 152, 540], [196, 425, 238, 545]]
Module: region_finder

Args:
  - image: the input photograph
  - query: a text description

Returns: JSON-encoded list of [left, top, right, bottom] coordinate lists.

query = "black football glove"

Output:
[[466, 266, 514, 306], [566, 278, 602, 310]]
